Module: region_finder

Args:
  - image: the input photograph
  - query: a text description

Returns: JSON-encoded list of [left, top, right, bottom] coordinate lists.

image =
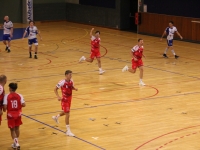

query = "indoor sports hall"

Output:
[[1, 0, 200, 150]]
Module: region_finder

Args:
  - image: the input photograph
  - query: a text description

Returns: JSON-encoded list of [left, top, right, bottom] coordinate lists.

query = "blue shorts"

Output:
[[167, 40, 173, 46], [28, 38, 38, 46], [3, 34, 11, 41]]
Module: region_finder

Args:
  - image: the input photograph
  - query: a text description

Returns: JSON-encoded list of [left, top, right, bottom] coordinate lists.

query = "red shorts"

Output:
[[61, 97, 72, 113], [90, 49, 101, 59], [7, 116, 22, 128], [132, 58, 143, 69]]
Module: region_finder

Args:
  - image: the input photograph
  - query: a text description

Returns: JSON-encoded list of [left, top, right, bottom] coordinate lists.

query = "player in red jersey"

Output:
[[0, 75, 7, 125], [122, 39, 146, 86], [52, 70, 78, 137], [3, 83, 26, 150], [79, 28, 105, 75]]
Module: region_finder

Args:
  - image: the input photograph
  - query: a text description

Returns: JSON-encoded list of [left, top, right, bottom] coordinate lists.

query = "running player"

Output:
[[22, 20, 42, 59], [79, 28, 105, 74], [0, 16, 13, 53], [122, 39, 146, 86], [0, 75, 7, 125], [160, 21, 183, 59], [52, 70, 78, 137], [3, 83, 26, 150]]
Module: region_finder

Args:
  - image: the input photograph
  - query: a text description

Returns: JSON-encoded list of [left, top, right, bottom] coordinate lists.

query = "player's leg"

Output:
[[28, 39, 32, 58], [122, 59, 137, 73], [65, 112, 74, 136], [34, 39, 39, 59], [170, 43, 179, 59], [7, 37, 11, 53], [14, 126, 20, 149], [52, 111, 65, 124], [138, 66, 145, 86], [163, 40, 170, 58], [79, 50, 95, 63], [3, 35, 9, 51], [96, 57, 105, 74]]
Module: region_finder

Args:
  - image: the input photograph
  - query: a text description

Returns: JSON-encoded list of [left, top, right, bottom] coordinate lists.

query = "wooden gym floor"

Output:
[[0, 21, 200, 150]]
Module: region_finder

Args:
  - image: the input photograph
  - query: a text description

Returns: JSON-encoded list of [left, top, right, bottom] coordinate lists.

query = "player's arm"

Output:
[[22, 30, 27, 39], [37, 29, 42, 40], [90, 28, 94, 37], [176, 31, 183, 39], [54, 87, 62, 101], [3, 105, 7, 112], [72, 86, 78, 91], [130, 51, 138, 61], [3, 94, 8, 112], [10, 27, 13, 38], [160, 30, 166, 41]]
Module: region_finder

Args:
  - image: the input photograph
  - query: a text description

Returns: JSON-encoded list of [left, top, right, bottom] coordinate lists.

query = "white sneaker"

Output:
[[52, 116, 59, 124], [99, 70, 105, 75], [122, 65, 129, 72], [11, 143, 16, 149], [66, 130, 75, 137], [79, 56, 86, 62], [139, 81, 146, 86]]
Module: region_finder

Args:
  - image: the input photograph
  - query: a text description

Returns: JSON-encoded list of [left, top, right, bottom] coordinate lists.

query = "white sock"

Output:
[[171, 50, 176, 55], [164, 48, 168, 54], [83, 56, 86, 60], [6, 45, 8, 47], [66, 125, 70, 131], [99, 68, 102, 72], [56, 114, 60, 118], [14, 138, 19, 146], [8, 47, 10, 50], [140, 79, 143, 82]]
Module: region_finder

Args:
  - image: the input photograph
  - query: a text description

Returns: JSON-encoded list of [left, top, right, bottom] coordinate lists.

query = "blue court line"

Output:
[[22, 114, 106, 150], [27, 91, 200, 117]]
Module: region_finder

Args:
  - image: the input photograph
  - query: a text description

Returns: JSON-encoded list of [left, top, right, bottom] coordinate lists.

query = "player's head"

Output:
[[29, 20, 35, 27], [95, 31, 100, 38], [138, 38, 143, 45], [0, 75, 7, 85], [169, 21, 174, 27], [9, 83, 18, 92], [4, 16, 9, 22], [65, 70, 72, 80]]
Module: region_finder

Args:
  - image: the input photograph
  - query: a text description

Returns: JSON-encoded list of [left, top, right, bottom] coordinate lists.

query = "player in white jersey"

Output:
[[0, 16, 13, 53], [160, 21, 183, 59], [22, 21, 42, 59]]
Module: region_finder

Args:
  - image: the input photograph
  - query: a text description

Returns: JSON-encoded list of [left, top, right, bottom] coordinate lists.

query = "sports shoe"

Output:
[[175, 55, 179, 59], [5, 46, 8, 51], [163, 54, 168, 58], [34, 55, 38, 59], [79, 56, 86, 62], [52, 116, 59, 124], [122, 65, 129, 72], [99, 70, 105, 75], [29, 55, 32, 58], [139, 81, 146, 86], [11, 143, 20, 149], [66, 130, 75, 137], [7, 49, 11, 53]]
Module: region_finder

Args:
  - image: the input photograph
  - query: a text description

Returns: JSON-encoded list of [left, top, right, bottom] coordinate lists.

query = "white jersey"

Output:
[[25, 26, 38, 39], [166, 26, 177, 40], [3, 21, 13, 34]]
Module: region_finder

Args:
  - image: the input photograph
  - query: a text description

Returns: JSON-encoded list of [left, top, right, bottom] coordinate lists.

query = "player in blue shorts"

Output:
[[160, 21, 183, 59], [22, 21, 42, 59], [0, 16, 13, 53]]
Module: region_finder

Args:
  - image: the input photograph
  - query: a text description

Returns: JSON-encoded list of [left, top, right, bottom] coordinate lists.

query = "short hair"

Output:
[[65, 70, 72, 75], [0, 75, 7, 83], [169, 21, 174, 25], [9, 83, 18, 92], [29, 20, 35, 24], [138, 38, 143, 42], [95, 31, 100, 34]]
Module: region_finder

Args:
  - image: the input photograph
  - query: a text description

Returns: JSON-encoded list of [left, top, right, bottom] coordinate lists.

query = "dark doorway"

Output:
[[129, 0, 138, 31]]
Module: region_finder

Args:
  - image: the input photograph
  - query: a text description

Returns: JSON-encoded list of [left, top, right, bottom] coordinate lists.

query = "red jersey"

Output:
[[91, 36, 100, 51], [3, 93, 25, 118], [0, 85, 5, 108], [131, 45, 144, 59], [57, 79, 74, 102]]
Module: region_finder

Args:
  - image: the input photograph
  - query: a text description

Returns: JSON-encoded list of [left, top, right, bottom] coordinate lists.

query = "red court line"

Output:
[[135, 125, 200, 150]]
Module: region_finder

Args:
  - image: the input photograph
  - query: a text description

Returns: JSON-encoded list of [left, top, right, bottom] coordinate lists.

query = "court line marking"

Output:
[[27, 91, 200, 117], [135, 124, 200, 150], [22, 114, 106, 150]]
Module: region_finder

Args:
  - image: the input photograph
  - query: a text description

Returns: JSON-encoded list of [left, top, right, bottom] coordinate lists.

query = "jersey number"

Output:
[[11, 100, 18, 108]]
